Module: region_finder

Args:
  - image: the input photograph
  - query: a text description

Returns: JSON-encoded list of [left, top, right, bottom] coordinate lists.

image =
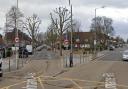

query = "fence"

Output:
[[63, 52, 93, 67]]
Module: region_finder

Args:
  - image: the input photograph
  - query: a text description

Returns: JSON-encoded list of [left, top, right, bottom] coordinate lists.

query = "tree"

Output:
[[72, 20, 81, 32], [6, 6, 23, 32], [36, 32, 45, 44], [90, 16, 114, 36], [90, 16, 115, 50], [46, 23, 58, 50], [50, 7, 71, 56], [24, 14, 41, 51]]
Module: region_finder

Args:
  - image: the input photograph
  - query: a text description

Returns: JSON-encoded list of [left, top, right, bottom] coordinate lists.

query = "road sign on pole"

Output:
[[64, 40, 69, 45], [15, 37, 19, 43]]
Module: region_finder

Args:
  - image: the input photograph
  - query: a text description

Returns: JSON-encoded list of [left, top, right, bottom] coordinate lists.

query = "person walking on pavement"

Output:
[[69, 52, 73, 67]]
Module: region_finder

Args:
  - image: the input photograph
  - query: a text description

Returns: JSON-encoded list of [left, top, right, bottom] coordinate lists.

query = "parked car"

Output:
[[122, 50, 128, 61], [26, 45, 33, 55], [119, 44, 123, 48], [18, 47, 28, 58], [115, 44, 119, 48], [47, 46, 52, 51], [109, 45, 115, 51]]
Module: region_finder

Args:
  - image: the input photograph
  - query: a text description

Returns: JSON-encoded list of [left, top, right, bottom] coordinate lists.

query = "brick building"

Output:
[[63, 32, 109, 50], [5, 28, 31, 47]]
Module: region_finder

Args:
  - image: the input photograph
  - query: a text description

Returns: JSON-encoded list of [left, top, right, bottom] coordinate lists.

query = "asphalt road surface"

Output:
[[97, 45, 128, 88], [98, 46, 127, 61], [1, 45, 128, 89]]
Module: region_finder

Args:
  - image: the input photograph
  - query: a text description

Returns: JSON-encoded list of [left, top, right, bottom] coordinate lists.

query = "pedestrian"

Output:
[[69, 52, 73, 67]]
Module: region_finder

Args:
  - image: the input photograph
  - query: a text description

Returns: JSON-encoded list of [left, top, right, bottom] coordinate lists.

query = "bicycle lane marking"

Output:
[[70, 79, 82, 89], [38, 76, 45, 89], [2, 74, 128, 89]]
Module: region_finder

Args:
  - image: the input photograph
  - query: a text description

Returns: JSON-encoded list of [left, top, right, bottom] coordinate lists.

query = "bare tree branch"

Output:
[[24, 14, 41, 50], [49, 7, 71, 56]]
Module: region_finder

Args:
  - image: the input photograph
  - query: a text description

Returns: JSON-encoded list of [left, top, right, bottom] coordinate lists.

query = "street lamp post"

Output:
[[15, 0, 19, 69], [94, 6, 105, 55], [69, 0, 73, 67], [71, 5, 73, 53], [94, 8, 97, 54]]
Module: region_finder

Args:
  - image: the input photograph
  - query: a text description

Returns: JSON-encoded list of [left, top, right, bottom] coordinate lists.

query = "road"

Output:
[[1, 46, 128, 89], [98, 47, 126, 61], [98, 46, 128, 88]]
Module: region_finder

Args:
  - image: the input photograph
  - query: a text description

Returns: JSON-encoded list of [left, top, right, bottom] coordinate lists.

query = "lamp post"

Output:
[[15, 0, 19, 69], [94, 6, 105, 55], [68, 0, 73, 67]]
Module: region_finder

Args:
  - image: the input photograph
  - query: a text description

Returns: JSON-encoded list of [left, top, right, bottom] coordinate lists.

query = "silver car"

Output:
[[122, 50, 128, 61]]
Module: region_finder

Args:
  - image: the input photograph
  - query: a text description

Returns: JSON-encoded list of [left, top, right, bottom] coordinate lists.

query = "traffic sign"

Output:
[[64, 40, 69, 44], [15, 37, 19, 43]]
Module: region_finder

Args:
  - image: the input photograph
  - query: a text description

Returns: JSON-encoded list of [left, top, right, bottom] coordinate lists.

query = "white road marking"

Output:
[[103, 73, 117, 89], [26, 73, 37, 89]]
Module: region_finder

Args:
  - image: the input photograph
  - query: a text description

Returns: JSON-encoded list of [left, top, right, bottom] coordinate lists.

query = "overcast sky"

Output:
[[0, 0, 128, 40]]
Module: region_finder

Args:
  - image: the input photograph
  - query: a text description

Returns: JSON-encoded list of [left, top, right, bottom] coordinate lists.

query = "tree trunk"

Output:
[[60, 29, 63, 56], [32, 35, 35, 54]]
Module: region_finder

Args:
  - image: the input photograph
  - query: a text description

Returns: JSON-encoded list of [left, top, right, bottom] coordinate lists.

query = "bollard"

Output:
[[0, 63, 2, 77], [69, 53, 73, 67], [65, 55, 68, 67], [0, 56, 3, 78], [83, 54, 84, 63], [80, 54, 81, 64]]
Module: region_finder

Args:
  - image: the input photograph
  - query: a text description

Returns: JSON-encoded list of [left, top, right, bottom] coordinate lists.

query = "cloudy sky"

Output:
[[0, 0, 128, 40]]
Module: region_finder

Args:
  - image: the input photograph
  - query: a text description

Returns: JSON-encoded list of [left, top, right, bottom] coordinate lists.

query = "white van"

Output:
[[26, 45, 33, 55]]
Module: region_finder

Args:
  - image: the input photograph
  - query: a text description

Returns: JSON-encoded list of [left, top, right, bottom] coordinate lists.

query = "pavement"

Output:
[[2, 55, 16, 71], [62, 50, 109, 67], [2, 53, 32, 73]]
